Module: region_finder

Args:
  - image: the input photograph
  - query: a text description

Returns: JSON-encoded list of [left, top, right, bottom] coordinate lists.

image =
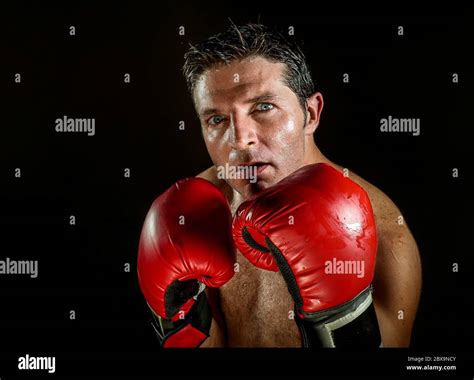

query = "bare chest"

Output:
[[219, 249, 301, 347]]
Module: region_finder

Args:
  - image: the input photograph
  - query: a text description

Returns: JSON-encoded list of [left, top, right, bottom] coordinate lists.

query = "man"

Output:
[[138, 23, 421, 347]]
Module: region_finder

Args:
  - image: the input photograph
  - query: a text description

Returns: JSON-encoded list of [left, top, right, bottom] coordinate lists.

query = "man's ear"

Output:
[[304, 92, 324, 135]]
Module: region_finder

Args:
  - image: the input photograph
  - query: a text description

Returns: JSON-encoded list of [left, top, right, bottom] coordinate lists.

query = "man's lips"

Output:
[[255, 163, 269, 175], [237, 162, 271, 176]]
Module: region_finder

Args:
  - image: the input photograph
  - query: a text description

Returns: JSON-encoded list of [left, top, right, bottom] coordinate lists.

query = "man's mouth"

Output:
[[255, 163, 269, 175], [238, 162, 270, 175]]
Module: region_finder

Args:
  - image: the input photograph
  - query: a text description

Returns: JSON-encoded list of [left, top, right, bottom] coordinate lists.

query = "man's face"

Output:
[[194, 56, 308, 199]]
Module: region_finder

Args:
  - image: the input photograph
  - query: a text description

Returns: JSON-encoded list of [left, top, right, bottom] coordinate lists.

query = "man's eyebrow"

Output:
[[200, 108, 219, 118], [199, 93, 278, 118], [245, 93, 279, 104]]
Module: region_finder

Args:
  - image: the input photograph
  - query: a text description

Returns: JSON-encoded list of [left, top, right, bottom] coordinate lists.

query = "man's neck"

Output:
[[303, 142, 331, 167]]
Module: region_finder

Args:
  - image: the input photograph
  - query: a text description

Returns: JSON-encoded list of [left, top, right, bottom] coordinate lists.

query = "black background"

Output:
[[0, 2, 473, 378]]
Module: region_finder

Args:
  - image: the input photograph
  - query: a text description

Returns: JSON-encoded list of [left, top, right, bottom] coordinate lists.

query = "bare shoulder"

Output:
[[328, 162, 405, 236], [196, 166, 219, 184], [196, 166, 235, 204]]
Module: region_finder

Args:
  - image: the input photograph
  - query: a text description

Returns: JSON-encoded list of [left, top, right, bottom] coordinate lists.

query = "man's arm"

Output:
[[329, 163, 422, 347], [371, 193, 422, 347], [328, 163, 422, 346]]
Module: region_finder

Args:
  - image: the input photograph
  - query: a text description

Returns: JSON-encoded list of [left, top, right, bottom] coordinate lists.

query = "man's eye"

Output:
[[208, 115, 225, 126], [256, 103, 274, 112]]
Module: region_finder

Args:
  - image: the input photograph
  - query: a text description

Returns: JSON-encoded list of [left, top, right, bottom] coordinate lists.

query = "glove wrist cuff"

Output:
[[296, 286, 382, 348], [150, 291, 212, 348]]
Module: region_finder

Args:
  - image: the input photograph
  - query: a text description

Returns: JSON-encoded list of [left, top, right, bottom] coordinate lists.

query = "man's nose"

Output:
[[229, 113, 257, 151]]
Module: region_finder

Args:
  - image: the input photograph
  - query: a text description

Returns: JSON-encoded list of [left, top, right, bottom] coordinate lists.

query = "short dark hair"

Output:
[[183, 23, 315, 111]]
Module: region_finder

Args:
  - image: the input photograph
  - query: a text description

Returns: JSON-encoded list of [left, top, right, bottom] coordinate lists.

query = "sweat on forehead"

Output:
[[195, 57, 287, 95], [193, 58, 294, 113]]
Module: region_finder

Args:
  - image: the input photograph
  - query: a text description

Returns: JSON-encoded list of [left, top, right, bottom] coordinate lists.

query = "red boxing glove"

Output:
[[232, 163, 381, 347], [138, 178, 235, 347]]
